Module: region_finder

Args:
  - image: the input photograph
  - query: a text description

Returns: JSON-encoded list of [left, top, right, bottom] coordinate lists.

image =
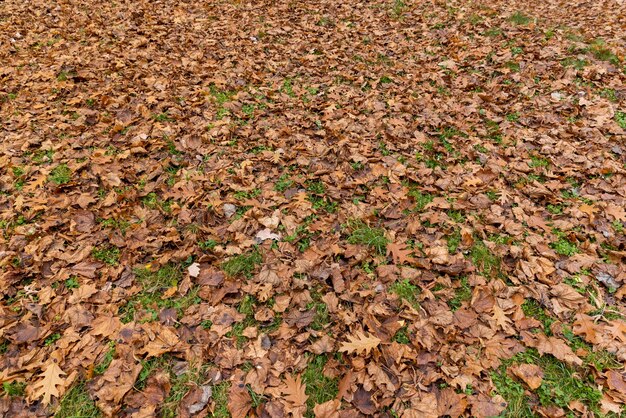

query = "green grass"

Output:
[[94, 341, 116, 375], [198, 239, 218, 251], [274, 174, 294, 192], [2, 381, 26, 397], [346, 220, 389, 255], [118, 264, 200, 323], [306, 291, 330, 330], [446, 229, 462, 253], [447, 276, 471, 311], [92, 245, 120, 266], [49, 164, 71, 184], [55, 382, 101, 418], [470, 240, 500, 277], [550, 237, 578, 257], [616, 111, 626, 129], [522, 299, 554, 335], [161, 365, 207, 418], [509, 12, 531, 25], [408, 189, 434, 211], [302, 355, 339, 417], [211, 382, 231, 418], [389, 279, 420, 307], [492, 348, 602, 416], [222, 250, 262, 278], [529, 155, 549, 168]]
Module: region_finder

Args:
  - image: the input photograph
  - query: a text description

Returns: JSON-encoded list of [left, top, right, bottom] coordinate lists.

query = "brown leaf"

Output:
[[228, 382, 252, 418], [509, 363, 543, 389], [352, 386, 376, 415], [313, 400, 340, 418]]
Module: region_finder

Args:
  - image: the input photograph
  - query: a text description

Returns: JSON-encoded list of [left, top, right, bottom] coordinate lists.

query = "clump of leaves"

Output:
[[346, 220, 389, 254], [222, 250, 262, 278]]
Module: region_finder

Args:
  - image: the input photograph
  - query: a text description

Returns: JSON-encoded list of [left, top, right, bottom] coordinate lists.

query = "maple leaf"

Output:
[[29, 361, 66, 405], [338, 331, 381, 355], [281, 374, 308, 408], [386, 242, 413, 264]]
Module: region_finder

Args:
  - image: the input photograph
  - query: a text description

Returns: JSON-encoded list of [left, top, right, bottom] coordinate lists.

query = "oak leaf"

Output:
[[338, 331, 381, 355], [30, 361, 66, 405]]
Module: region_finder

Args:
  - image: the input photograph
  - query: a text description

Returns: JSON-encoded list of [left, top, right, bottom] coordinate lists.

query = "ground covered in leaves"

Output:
[[1, 0, 626, 416]]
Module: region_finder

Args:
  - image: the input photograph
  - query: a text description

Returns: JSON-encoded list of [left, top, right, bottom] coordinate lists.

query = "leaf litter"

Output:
[[0, 0, 626, 416]]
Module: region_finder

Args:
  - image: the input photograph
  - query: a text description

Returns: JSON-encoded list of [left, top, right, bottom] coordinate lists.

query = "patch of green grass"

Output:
[[446, 229, 462, 253], [92, 245, 120, 266], [346, 220, 389, 255], [198, 239, 218, 251], [613, 220, 624, 233], [44, 333, 61, 346], [55, 381, 101, 418], [211, 381, 230, 418], [222, 250, 262, 278], [509, 11, 531, 25], [151, 112, 172, 122], [616, 111, 626, 129], [522, 299, 554, 335], [493, 348, 602, 416], [65, 277, 80, 289], [274, 174, 294, 192], [585, 349, 622, 372], [49, 164, 71, 184], [393, 326, 411, 344], [94, 341, 116, 375], [529, 155, 549, 168], [2, 381, 26, 397], [484, 27, 502, 37], [408, 189, 434, 211], [302, 355, 339, 417], [599, 88, 618, 102], [119, 264, 200, 323], [233, 188, 261, 200], [561, 57, 588, 70], [389, 279, 420, 308], [550, 236, 578, 257], [447, 276, 471, 311], [282, 78, 295, 97], [470, 241, 500, 277], [99, 217, 131, 235], [307, 290, 330, 330], [162, 365, 207, 418], [590, 41, 620, 66], [547, 204, 563, 215]]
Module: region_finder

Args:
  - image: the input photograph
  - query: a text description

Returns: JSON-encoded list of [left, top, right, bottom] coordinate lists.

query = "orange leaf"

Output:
[[29, 361, 66, 405], [338, 331, 381, 355]]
